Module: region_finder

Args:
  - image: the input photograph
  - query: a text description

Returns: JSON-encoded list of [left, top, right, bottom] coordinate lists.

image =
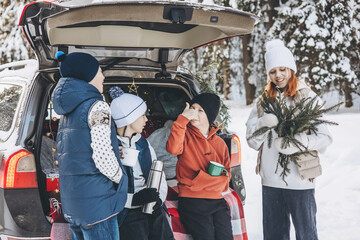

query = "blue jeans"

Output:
[[70, 215, 119, 240], [262, 186, 318, 240]]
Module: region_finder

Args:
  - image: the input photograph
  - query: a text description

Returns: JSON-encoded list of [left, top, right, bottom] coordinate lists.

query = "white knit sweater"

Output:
[[246, 82, 333, 190]]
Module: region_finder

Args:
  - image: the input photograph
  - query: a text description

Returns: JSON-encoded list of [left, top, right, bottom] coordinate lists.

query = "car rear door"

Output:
[[19, 0, 258, 70]]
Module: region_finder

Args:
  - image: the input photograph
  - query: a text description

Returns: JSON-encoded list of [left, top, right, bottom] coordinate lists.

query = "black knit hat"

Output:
[[190, 93, 220, 125], [55, 51, 99, 82]]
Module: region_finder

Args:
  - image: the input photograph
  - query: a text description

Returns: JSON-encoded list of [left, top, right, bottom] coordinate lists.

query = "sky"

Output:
[[227, 96, 360, 240]]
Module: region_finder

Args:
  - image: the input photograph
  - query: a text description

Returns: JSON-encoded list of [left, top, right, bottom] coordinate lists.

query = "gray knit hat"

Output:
[[109, 87, 147, 128]]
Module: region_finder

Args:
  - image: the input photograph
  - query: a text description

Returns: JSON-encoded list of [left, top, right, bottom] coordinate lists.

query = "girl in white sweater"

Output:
[[246, 39, 332, 240]]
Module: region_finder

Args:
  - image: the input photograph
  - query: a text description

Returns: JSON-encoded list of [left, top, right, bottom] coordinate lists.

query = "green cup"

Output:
[[207, 161, 228, 176]]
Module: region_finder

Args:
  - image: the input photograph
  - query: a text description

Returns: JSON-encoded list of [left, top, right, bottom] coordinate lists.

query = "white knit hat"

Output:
[[265, 39, 297, 75], [109, 87, 147, 128]]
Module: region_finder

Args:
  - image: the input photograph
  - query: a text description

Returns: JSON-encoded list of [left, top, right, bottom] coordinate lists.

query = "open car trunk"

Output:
[[19, 0, 258, 71], [19, 0, 251, 231]]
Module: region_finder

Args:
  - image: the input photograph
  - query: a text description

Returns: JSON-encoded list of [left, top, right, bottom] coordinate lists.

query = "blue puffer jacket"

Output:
[[52, 77, 128, 226]]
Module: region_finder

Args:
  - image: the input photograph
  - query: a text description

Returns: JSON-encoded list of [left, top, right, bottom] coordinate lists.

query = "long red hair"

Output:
[[264, 70, 299, 99]]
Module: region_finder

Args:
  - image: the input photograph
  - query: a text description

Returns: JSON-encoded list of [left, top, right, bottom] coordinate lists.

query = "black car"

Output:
[[0, 0, 257, 238]]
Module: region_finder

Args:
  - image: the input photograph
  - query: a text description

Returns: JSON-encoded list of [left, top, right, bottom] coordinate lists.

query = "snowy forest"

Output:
[[1, 0, 359, 107]]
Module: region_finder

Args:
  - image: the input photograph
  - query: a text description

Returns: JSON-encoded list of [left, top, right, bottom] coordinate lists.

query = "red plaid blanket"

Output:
[[51, 180, 248, 240], [165, 181, 248, 240]]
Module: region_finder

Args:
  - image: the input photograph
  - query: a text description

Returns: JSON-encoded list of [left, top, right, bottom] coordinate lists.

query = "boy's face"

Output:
[[128, 114, 148, 134], [89, 67, 105, 93], [189, 103, 209, 130]]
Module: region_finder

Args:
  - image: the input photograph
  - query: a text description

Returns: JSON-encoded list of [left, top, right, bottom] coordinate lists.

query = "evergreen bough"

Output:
[[248, 90, 341, 183]]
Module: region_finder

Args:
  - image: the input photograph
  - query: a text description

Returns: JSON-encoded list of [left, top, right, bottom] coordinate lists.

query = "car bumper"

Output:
[[0, 188, 51, 238]]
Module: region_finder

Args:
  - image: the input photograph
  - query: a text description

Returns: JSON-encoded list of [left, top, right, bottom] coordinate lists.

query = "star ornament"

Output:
[[128, 80, 139, 95]]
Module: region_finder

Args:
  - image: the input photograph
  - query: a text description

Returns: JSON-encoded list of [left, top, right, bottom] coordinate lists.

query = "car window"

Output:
[[0, 83, 22, 132], [104, 85, 190, 120], [157, 87, 189, 120]]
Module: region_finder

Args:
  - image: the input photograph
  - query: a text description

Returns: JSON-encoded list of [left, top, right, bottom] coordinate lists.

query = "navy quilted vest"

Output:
[[52, 77, 128, 226]]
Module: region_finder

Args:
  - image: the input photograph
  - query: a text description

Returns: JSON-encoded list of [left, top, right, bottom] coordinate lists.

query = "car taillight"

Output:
[[0, 149, 38, 189], [230, 135, 241, 167]]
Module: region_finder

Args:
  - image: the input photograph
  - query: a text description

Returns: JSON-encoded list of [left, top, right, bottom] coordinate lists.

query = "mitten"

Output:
[[152, 198, 163, 216], [256, 113, 278, 129], [132, 188, 159, 206], [274, 132, 309, 155]]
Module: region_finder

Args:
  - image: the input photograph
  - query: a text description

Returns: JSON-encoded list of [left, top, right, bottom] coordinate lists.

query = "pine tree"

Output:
[[326, 0, 360, 107], [236, 0, 279, 105], [267, 0, 359, 107], [0, 0, 33, 64], [229, 37, 245, 103], [268, 1, 331, 92]]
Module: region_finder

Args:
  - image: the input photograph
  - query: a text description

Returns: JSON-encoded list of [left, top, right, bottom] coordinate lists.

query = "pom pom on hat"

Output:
[[110, 88, 147, 128], [190, 93, 220, 125], [55, 51, 99, 82], [109, 86, 124, 100], [265, 39, 285, 52], [55, 51, 66, 62], [265, 39, 297, 75]]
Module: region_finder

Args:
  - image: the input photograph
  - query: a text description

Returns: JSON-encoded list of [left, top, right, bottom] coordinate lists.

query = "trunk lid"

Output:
[[19, 0, 258, 70]]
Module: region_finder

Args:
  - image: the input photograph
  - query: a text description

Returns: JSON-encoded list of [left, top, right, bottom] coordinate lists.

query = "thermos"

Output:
[[142, 160, 164, 214]]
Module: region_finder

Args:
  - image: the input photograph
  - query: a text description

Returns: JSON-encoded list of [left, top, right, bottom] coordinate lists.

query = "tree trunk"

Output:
[[223, 68, 231, 100], [344, 79, 353, 108], [267, 0, 279, 29], [242, 35, 256, 105]]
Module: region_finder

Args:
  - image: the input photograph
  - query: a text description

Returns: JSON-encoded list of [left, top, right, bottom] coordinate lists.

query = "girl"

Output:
[[246, 39, 332, 240]]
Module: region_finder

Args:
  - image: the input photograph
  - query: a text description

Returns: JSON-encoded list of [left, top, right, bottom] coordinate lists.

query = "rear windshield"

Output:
[[104, 85, 190, 121], [0, 83, 22, 132]]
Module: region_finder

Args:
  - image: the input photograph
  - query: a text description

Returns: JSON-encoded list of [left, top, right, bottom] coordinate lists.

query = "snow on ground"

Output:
[[226, 101, 360, 240]]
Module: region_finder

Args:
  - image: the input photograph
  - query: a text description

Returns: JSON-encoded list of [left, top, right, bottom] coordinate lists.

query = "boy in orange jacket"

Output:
[[166, 93, 232, 240]]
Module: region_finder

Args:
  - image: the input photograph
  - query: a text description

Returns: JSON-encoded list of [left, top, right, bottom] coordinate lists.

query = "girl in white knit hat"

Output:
[[246, 39, 333, 240], [109, 86, 173, 240]]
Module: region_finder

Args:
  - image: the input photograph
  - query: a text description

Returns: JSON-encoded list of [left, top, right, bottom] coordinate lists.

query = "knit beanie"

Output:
[[265, 39, 297, 75], [55, 51, 99, 82], [109, 86, 147, 128], [189, 93, 220, 125]]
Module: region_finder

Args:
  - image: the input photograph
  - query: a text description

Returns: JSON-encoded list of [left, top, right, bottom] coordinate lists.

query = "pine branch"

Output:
[[247, 126, 272, 141], [249, 89, 342, 183]]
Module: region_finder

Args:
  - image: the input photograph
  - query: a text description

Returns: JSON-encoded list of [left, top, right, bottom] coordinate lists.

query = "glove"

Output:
[[152, 198, 163, 216], [274, 132, 309, 155], [256, 114, 279, 129], [132, 188, 159, 206]]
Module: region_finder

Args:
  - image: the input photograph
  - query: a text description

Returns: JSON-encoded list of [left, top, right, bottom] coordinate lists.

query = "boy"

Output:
[[109, 86, 173, 240], [52, 52, 127, 239], [166, 93, 232, 240]]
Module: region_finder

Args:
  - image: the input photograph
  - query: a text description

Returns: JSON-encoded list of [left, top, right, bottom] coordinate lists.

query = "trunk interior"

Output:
[[38, 75, 193, 222]]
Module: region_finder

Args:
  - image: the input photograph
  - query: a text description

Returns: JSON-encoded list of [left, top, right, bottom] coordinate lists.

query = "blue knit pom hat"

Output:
[[55, 51, 99, 82], [109, 86, 147, 128]]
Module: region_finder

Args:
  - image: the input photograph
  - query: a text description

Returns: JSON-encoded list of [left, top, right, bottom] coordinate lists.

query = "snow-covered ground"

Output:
[[227, 101, 360, 240]]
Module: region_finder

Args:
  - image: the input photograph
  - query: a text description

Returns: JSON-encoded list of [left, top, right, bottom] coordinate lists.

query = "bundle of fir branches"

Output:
[[248, 90, 341, 183]]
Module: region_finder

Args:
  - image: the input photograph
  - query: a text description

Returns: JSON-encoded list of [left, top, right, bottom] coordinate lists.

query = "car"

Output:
[[0, 0, 258, 239]]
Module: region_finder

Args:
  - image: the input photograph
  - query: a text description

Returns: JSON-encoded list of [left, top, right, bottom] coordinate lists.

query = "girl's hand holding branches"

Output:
[[256, 113, 279, 129], [274, 132, 309, 155]]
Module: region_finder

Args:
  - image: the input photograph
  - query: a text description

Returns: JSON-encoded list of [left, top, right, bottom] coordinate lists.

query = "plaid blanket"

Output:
[[51, 180, 248, 240], [165, 181, 248, 240]]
